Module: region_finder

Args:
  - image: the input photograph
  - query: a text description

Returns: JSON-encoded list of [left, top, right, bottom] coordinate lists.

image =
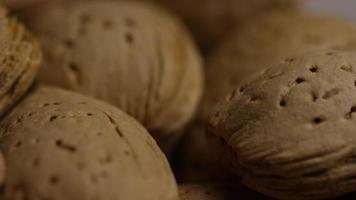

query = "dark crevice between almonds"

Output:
[[219, 137, 227, 145], [343, 154, 356, 164], [302, 169, 328, 178]]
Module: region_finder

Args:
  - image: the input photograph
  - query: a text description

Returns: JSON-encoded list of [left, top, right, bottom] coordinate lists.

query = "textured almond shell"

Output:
[[209, 51, 356, 199], [0, 6, 41, 117], [203, 12, 356, 122], [22, 1, 203, 145], [0, 86, 178, 200]]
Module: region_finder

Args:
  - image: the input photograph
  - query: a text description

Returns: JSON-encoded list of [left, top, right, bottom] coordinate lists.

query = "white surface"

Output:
[[304, 0, 356, 23]]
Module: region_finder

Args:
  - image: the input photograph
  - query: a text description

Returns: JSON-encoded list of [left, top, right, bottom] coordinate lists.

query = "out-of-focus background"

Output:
[[305, 0, 356, 23]]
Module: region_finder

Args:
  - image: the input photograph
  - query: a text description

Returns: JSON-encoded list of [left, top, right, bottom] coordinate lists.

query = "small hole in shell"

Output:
[[310, 65, 318, 73], [102, 19, 114, 29], [313, 116, 326, 124], [33, 158, 40, 167], [351, 106, 356, 113], [64, 39, 74, 49], [49, 116, 58, 122], [125, 32, 134, 44], [279, 99, 287, 107], [249, 96, 261, 102], [80, 14, 92, 24], [49, 175, 59, 185], [295, 78, 305, 84], [285, 58, 295, 63], [15, 141, 22, 147]]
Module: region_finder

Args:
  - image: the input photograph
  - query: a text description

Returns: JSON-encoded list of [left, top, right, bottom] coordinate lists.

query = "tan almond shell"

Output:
[[155, 0, 299, 52], [203, 12, 356, 122], [0, 86, 178, 200], [176, 11, 356, 185], [179, 183, 265, 200], [22, 1, 203, 146], [0, 6, 41, 117], [209, 51, 356, 199]]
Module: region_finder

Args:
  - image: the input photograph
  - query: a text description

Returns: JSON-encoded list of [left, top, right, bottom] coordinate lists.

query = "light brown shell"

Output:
[[203, 12, 356, 121], [209, 51, 356, 199], [0, 86, 178, 200], [179, 183, 265, 200], [155, 0, 299, 52], [176, 11, 356, 184], [22, 1, 203, 148], [0, 5, 41, 117]]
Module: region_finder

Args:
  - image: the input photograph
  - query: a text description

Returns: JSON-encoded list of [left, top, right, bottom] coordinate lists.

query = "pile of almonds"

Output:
[[0, 0, 355, 199]]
